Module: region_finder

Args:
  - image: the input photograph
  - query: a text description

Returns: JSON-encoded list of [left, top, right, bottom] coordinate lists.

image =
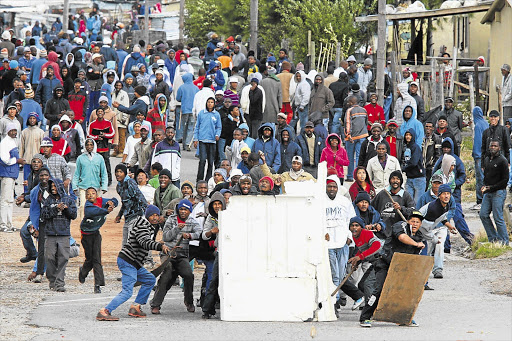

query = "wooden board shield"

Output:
[[373, 253, 434, 325]]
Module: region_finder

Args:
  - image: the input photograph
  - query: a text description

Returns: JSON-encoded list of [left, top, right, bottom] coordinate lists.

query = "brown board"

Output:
[[373, 253, 434, 325]]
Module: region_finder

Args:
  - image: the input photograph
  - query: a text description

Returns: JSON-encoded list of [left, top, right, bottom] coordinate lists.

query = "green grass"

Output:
[[471, 230, 512, 259]]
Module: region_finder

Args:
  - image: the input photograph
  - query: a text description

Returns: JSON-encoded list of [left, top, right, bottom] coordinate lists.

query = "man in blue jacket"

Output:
[[194, 97, 222, 182], [30, 49, 48, 88], [433, 137, 474, 251], [35, 65, 61, 110], [207, 62, 225, 91], [176, 72, 199, 151], [253, 123, 281, 173], [278, 127, 301, 173], [471, 106, 489, 210], [113, 85, 149, 123], [399, 105, 424, 149]]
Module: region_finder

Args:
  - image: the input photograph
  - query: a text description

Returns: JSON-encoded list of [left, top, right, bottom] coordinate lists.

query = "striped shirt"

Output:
[[118, 216, 162, 269]]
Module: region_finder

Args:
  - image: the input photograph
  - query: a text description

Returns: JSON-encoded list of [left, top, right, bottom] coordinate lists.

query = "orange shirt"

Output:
[[217, 55, 232, 70]]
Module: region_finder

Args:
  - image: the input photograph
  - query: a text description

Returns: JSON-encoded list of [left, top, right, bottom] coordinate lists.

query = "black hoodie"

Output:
[[44, 87, 70, 128]]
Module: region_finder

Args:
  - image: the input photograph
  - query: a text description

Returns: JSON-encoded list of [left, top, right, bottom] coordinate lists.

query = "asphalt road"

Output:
[[20, 150, 512, 340]]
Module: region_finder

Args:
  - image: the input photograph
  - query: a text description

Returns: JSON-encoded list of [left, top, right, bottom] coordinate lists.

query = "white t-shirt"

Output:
[[138, 184, 155, 205], [124, 135, 141, 163]]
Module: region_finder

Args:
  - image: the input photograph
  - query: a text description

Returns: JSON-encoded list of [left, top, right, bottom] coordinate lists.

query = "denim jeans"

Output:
[[20, 220, 37, 257], [345, 139, 363, 180], [217, 138, 227, 165], [328, 245, 349, 301], [202, 251, 219, 315], [174, 106, 183, 141], [181, 113, 194, 147], [446, 202, 474, 250], [480, 189, 509, 245], [426, 227, 448, 273], [106, 257, 156, 313], [203, 259, 215, 291], [509, 151, 512, 186], [290, 106, 309, 134], [383, 94, 393, 122], [23, 164, 31, 193], [474, 158, 484, 204], [405, 177, 426, 205], [332, 108, 343, 137], [197, 142, 216, 182]]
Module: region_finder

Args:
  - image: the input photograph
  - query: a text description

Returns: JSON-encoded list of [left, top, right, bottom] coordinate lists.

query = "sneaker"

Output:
[[409, 320, 419, 327], [186, 147, 191, 152], [471, 203, 481, 210], [94, 285, 101, 294], [360, 320, 372, 327], [185, 302, 195, 313], [33, 274, 43, 283], [424, 284, 434, 290], [96, 308, 119, 321], [151, 307, 161, 315], [20, 255, 37, 263], [433, 271, 443, 279], [352, 297, 365, 311], [128, 304, 146, 318], [78, 267, 86, 284], [55, 287, 66, 292]]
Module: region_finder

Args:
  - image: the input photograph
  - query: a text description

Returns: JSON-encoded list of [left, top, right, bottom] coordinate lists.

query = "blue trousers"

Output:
[[345, 139, 363, 180], [405, 177, 426, 205], [331, 108, 343, 137], [105, 257, 156, 313], [328, 245, 349, 301], [197, 142, 216, 182], [480, 189, 509, 245], [474, 158, 484, 204], [384, 94, 392, 122], [23, 165, 31, 193], [290, 106, 309, 134], [217, 138, 227, 165]]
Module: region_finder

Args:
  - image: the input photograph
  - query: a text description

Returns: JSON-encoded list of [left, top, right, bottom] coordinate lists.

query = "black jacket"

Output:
[[329, 79, 349, 108], [482, 124, 511, 161], [483, 153, 509, 193], [249, 86, 264, 121], [44, 89, 70, 128], [434, 128, 459, 156], [358, 136, 390, 168], [422, 134, 442, 171], [295, 131, 324, 167], [410, 92, 425, 123]]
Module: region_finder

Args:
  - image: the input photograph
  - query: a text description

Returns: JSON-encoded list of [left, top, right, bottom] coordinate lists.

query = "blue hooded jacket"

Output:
[[207, 62, 225, 90], [279, 127, 302, 173], [353, 203, 386, 239], [399, 105, 424, 148], [402, 129, 425, 179], [165, 57, 178, 85], [123, 52, 147, 77], [432, 137, 466, 202], [472, 106, 488, 159], [80, 197, 119, 233], [239, 123, 255, 150], [253, 123, 282, 172], [194, 97, 222, 143], [176, 73, 199, 114], [40, 178, 77, 236]]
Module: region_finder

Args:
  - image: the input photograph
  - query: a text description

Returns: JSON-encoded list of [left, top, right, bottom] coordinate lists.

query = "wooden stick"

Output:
[[383, 189, 407, 221], [331, 267, 355, 297]]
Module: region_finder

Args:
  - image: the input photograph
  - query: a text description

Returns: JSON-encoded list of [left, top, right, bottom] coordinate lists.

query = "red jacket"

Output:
[[353, 229, 382, 261], [146, 95, 167, 132], [88, 119, 115, 153], [68, 89, 88, 121], [364, 103, 385, 131], [49, 137, 70, 157]]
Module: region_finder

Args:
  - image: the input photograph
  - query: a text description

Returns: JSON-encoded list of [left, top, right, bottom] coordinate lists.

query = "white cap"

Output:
[[228, 77, 239, 83], [155, 69, 163, 75], [347, 55, 356, 62], [98, 96, 108, 103], [92, 53, 102, 60], [1, 31, 10, 40], [215, 90, 224, 96], [157, 59, 165, 66], [103, 37, 112, 45]]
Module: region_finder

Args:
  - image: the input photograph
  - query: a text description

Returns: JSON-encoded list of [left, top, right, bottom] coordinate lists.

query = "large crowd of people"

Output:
[[0, 7, 511, 327]]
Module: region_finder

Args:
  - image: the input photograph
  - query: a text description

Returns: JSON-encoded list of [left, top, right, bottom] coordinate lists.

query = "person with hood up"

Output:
[[320, 133, 349, 184], [253, 123, 281, 173], [0, 104, 21, 143], [201, 192, 227, 319], [207, 61, 226, 91], [61, 66, 74, 98], [73, 138, 108, 218], [59, 114, 81, 161], [349, 166, 377, 201], [277, 127, 301, 174], [260, 65, 282, 124], [471, 106, 489, 210], [432, 137, 474, 250], [393, 82, 417, 126], [353, 192, 386, 241], [19, 46, 34, 72], [176, 72, 199, 151], [123, 74, 135, 103], [150, 69, 171, 100], [401, 129, 426, 204], [49, 125, 71, 160], [239, 123, 255, 151], [295, 121, 324, 178], [79, 187, 118, 294], [44, 86, 70, 129], [325, 175, 364, 311], [39, 178, 77, 292], [290, 70, 311, 132], [421, 120, 442, 189], [358, 123, 389, 168], [120, 45, 147, 79], [194, 97, 222, 181], [64, 53, 79, 81], [0, 123, 24, 232], [371, 170, 416, 232], [399, 105, 424, 148], [113, 85, 150, 123], [150, 198, 201, 314], [309, 74, 335, 129], [39, 51, 63, 84], [147, 93, 170, 133]]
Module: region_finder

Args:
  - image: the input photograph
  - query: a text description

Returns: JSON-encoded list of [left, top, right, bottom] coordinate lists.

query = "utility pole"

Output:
[[249, 0, 258, 55], [179, 0, 185, 44], [376, 0, 386, 106], [63, 0, 69, 34], [144, 0, 150, 47]]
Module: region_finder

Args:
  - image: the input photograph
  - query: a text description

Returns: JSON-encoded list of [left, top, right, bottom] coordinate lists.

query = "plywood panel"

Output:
[[373, 253, 434, 325]]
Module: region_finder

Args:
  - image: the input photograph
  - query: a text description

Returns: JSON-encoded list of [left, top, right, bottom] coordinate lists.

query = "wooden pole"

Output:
[[376, 0, 386, 106], [249, 0, 259, 54], [63, 0, 69, 35], [336, 42, 341, 67], [448, 47, 457, 98], [431, 56, 436, 108], [307, 30, 312, 69], [440, 65, 445, 105], [317, 42, 323, 70], [473, 64, 480, 108], [468, 74, 475, 113], [144, 0, 150, 47], [311, 41, 316, 71], [179, 0, 185, 44]]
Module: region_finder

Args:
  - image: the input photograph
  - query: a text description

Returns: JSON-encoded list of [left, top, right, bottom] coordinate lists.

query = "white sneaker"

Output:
[[33, 274, 43, 283], [471, 204, 481, 210]]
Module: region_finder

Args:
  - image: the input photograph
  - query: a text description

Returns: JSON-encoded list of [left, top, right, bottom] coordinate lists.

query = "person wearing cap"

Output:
[[59, 114, 81, 161], [422, 120, 443, 188], [150, 68, 172, 100], [501, 64, 512, 121], [275, 112, 294, 143], [480, 139, 510, 246], [359, 210, 424, 328], [122, 121, 143, 168], [357, 58, 373, 92], [260, 64, 283, 124], [358, 123, 389, 169], [260, 153, 315, 194], [120, 44, 147, 80], [346, 55, 357, 67], [0, 103, 21, 142], [96, 203, 169, 321], [0, 30, 15, 58], [393, 82, 417, 127], [481, 109, 511, 161], [100, 69, 117, 107], [408, 81, 425, 122], [90, 95, 120, 148], [211, 168, 243, 195], [364, 93, 385, 132], [150, 198, 200, 314], [231, 173, 259, 195], [276, 48, 293, 74], [153, 168, 182, 220], [433, 114, 459, 155], [252, 123, 281, 173], [19, 46, 34, 72], [0, 123, 24, 232], [111, 82, 130, 156], [296, 120, 324, 178], [30, 50, 48, 88], [85, 52, 105, 116], [344, 95, 369, 181], [88, 107, 115, 185], [78, 187, 118, 294], [20, 87, 43, 128], [438, 96, 463, 150]]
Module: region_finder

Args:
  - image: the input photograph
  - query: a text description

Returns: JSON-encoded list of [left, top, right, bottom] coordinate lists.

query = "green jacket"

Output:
[[154, 184, 182, 215]]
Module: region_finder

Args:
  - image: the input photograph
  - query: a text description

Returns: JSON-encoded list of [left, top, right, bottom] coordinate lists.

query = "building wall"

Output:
[[487, 4, 512, 112]]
